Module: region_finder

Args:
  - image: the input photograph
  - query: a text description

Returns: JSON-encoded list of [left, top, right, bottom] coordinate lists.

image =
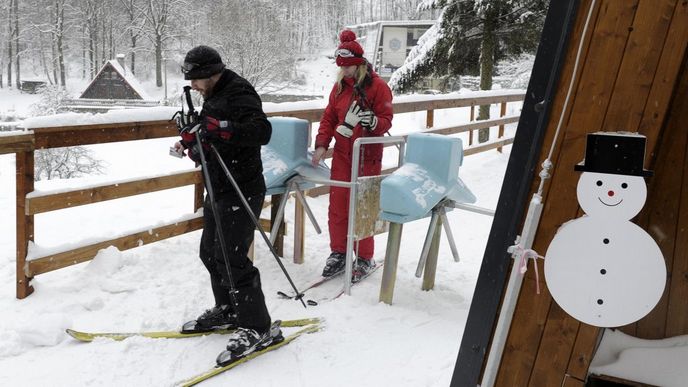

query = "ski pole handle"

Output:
[[183, 86, 198, 123]]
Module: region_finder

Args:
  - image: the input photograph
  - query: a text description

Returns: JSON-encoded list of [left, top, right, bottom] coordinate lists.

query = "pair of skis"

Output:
[[66, 317, 321, 386], [65, 317, 320, 342], [277, 261, 385, 303]]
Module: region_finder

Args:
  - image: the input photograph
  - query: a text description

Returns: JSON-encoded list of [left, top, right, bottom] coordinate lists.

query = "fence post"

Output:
[[469, 105, 475, 146], [426, 109, 434, 128], [194, 178, 204, 212], [16, 150, 35, 299], [497, 101, 507, 153]]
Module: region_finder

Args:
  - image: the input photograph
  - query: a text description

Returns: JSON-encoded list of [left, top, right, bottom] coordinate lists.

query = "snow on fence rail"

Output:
[[0, 90, 525, 299]]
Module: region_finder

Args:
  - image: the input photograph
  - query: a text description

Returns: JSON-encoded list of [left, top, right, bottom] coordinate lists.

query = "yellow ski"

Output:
[[66, 317, 321, 342], [178, 323, 322, 387]]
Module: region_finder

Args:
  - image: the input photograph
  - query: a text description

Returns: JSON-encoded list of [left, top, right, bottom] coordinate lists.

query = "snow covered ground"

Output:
[[0, 65, 520, 386]]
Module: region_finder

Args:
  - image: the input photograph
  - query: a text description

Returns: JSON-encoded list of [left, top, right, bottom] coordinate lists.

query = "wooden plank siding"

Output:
[[638, 0, 688, 160], [624, 56, 688, 340], [602, 0, 678, 134], [666, 101, 688, 338], [493, 0, 688, 386], [628, 66, 688, 340]]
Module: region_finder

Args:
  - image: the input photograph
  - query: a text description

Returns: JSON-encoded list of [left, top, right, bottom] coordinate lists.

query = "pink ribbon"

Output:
[[511, 244, 544, 294]]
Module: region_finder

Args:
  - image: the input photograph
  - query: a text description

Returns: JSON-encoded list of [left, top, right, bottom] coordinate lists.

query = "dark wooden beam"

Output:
[[450, 1, 582, 385]]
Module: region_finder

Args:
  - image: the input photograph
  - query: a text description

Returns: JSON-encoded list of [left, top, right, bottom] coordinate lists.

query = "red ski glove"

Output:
[[203, 116, 234, 141], [180, 130, 196, 149]]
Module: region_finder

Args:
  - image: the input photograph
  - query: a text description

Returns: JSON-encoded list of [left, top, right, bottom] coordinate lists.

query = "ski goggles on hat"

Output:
[[181, 62, 200, 74], [334, 48, 362, 58]]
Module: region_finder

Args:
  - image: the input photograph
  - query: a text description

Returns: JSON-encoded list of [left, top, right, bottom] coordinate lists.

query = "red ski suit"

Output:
[[315, 71, 393, 259]]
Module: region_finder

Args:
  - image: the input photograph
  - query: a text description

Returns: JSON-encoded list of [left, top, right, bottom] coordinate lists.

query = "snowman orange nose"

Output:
[[608, 190, 614, 197]]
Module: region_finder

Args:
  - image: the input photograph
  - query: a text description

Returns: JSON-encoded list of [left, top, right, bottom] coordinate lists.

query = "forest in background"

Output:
[[0, 0, 437, 90]]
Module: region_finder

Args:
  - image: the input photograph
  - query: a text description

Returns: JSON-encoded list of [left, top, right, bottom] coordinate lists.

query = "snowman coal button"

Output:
[[544, 132, 666, 328]]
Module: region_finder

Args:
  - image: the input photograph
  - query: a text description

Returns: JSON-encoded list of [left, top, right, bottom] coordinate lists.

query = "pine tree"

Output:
[[390, 0, 547, 141]]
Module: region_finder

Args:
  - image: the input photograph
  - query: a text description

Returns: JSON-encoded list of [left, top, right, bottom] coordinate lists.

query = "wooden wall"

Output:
[[493, 0, 688, 385]]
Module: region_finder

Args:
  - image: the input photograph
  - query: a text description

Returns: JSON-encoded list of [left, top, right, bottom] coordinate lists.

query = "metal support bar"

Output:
[[449, 202, 496, 217], [270, 193, 285, 256], [480, 195, 543, 387], [269, 181, 294, 245], [292, 180, 321, 234], [416, 209, 440, 278], [438, 207, 460, 262], [269, 177, 323, 247], [344, 135, 407, 295]]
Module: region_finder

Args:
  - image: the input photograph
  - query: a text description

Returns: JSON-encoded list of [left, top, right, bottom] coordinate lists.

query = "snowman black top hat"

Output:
[[574, 132, 653, 177]]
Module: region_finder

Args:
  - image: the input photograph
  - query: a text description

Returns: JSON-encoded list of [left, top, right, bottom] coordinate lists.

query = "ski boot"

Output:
[[352, 258, 376, 283], [216, 321, 284, 366], [181, 304, 238, 333], [321, 252, 346, 277]]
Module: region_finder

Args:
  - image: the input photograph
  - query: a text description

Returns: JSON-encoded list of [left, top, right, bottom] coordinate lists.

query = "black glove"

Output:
[[187, 143, 202, 163]]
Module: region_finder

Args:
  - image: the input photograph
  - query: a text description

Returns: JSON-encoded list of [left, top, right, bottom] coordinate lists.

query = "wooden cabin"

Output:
[[68, 54, 158, 111], [452, 0, 688, 386], [80, 54, 151, 100]]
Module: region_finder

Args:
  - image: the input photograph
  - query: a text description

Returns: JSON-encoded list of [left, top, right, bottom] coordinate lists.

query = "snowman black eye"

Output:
[[596, 180, 603, 186], [621, 183, 628, 189]]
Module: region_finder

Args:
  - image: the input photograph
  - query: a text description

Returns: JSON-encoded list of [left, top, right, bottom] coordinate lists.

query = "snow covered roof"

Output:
[[345, 20, 437, 29], [79, 59, 155, 101], [589, 329, 688, 387]]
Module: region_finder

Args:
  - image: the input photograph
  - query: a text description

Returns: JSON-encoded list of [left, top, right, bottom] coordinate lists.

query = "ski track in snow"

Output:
[[0, 95, 515, 386]]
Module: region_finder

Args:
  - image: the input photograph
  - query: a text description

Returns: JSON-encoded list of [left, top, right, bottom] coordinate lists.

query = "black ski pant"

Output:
[[199, 191, 271, 333]]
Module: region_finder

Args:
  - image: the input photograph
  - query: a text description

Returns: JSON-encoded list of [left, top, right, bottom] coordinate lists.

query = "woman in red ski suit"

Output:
[[311, 30, 393, 279]]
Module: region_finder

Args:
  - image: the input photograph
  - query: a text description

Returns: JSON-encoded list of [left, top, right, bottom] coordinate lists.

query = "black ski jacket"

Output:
[[200, 69, 272, 197]]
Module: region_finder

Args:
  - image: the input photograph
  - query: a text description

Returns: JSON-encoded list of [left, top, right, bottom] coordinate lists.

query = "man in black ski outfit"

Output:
[[174, 45, 281, 362]]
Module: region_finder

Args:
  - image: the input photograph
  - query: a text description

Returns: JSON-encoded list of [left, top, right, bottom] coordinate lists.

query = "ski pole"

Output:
[[194, 132, 242, 313], [209, 144, 307, 308], [179, 86, 242, 313], [355, 83, 399, 151]]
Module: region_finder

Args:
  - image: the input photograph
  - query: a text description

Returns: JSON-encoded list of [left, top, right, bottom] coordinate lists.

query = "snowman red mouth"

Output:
[[598, 197, 623, 206]]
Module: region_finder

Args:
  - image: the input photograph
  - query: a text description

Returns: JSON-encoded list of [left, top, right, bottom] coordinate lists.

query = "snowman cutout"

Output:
[[544, 132, 666, 328]]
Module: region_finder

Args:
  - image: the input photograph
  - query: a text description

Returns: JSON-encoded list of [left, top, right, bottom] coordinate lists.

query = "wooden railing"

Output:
[[1, 90, 524, 299]]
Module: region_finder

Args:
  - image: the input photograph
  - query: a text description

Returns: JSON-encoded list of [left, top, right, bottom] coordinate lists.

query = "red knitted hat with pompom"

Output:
[[335, 30, 365, 67]]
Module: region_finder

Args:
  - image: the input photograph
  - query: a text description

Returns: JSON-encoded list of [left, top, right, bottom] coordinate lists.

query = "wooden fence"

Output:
[[0, 91, 524, 299]]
